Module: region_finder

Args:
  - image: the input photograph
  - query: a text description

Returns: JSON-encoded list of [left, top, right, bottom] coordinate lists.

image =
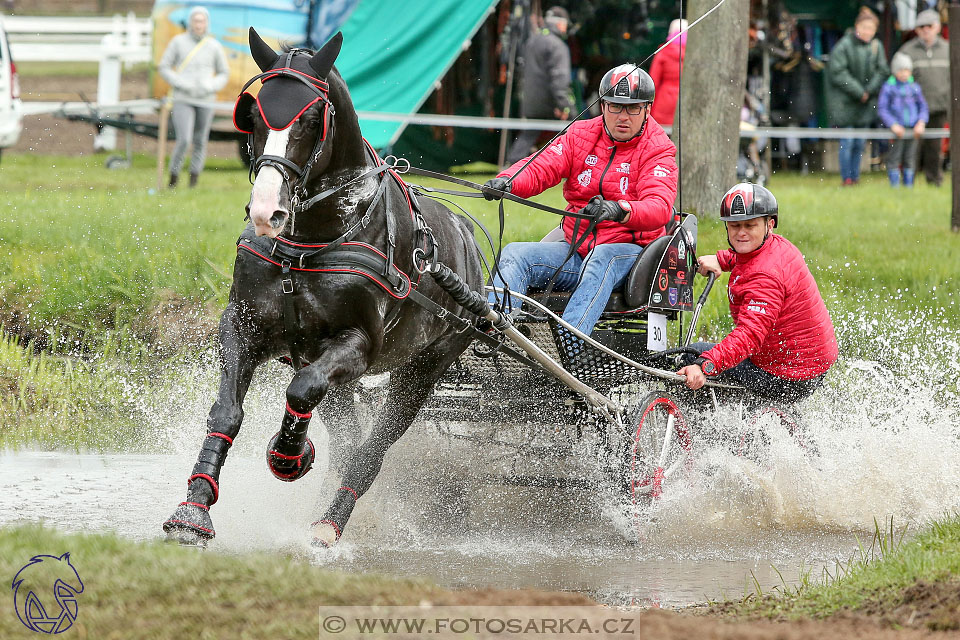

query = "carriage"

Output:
[[409, 209, 806, 518]]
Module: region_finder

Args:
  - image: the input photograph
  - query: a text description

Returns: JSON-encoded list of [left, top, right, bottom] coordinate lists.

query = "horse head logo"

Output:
[[11, 553, 84, 634]]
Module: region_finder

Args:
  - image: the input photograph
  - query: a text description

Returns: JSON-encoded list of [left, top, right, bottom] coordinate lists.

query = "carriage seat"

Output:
[[527, 226, 673, 314]]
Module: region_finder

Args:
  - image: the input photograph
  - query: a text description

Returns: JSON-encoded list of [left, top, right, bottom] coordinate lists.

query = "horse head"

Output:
[[235, 28, 366, 239]]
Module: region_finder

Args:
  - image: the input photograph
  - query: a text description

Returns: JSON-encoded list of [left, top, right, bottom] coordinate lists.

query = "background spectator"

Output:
[[158, 6, 229, 188], [877, 52, 928, 187], [648, 18, 686, 127], [896, 8, 949, 186], [505, 6, 573, 166], [825, 7, 889, 186]]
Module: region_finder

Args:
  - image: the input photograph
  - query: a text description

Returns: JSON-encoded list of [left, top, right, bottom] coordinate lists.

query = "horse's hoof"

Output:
[[266, 433, 316, 482], [162, 502, 215, 545], [310, 520, 340, 548]]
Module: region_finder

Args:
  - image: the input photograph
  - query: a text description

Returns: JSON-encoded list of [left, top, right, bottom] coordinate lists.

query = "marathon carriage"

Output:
[[412, 209, 807, 513]]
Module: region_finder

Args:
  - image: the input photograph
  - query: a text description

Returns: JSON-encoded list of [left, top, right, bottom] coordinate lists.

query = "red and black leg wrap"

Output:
[[266, 404, 316, 481], [162, 432, 232, 541]]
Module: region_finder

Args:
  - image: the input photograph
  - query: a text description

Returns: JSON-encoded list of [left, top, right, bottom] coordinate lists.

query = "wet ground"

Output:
[[0, 447, 865, 608]]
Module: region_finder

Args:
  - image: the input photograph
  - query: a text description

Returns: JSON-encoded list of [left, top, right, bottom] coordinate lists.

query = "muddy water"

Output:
[[0, 446, 873, 608], [4, 310, 959, 607]]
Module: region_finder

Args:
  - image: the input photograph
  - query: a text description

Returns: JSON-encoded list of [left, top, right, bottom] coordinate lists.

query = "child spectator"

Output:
[[877, 52, 928, 187]]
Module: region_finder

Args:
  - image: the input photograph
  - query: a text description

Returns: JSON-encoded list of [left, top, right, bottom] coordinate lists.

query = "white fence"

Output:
[[4, 14, 151, 63], [6, 14, 153, 150]]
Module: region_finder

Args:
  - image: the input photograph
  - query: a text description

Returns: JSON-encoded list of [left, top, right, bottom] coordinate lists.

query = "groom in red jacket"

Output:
[[678, 183, 838, 402]]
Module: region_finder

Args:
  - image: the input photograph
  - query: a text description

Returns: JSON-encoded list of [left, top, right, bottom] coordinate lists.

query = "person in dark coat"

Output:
[[896, 9, 949, 186], [505, 6, 573, 165], [824, 8, 889, 185]]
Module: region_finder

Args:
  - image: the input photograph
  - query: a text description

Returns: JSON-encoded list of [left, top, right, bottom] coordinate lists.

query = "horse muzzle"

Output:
[[247, 203, 289, 238], [247, 167, 293, 237]]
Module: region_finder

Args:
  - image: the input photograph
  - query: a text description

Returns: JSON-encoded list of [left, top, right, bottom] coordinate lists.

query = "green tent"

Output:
[[338, 0, 498, 149]]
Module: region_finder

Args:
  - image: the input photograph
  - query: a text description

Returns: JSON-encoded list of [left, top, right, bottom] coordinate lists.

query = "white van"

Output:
[[0, 13, 23, 162]]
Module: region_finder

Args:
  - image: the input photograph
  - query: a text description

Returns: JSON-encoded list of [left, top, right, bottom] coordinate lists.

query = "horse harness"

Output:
[[234, 50, 538, 370]]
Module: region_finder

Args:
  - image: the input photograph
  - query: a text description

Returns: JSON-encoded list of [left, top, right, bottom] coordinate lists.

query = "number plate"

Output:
[[647, 312, 667, 351]]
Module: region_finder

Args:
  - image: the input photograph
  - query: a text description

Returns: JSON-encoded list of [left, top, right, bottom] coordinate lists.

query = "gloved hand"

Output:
[[581, 196, 628, 223], [482, 177, 511, 201]]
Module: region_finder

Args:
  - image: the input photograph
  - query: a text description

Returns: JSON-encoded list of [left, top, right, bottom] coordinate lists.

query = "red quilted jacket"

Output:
[[702, 234, 838, 380], [498, 116, 678, 257]]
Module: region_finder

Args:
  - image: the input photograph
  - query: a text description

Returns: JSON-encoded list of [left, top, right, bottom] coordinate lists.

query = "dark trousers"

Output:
[[919, 111, 947, 186], [685, 342, 826, 404]]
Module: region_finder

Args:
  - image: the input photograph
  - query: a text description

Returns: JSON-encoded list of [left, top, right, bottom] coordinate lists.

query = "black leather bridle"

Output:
[[234, 49, 337, 216]]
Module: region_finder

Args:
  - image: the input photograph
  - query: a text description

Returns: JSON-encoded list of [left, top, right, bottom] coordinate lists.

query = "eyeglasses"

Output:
[[605, 102, 647, 115]]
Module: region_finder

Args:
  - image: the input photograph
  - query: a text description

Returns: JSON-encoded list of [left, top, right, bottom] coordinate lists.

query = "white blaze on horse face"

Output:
[[249, 127, 292, 238]]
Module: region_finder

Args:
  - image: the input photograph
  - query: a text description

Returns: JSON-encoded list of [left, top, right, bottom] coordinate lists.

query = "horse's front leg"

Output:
[[163, 307, 261, 544], [266, 328, 373, 482]]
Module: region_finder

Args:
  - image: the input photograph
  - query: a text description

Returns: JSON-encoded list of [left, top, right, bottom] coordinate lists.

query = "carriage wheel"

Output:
[[736, 401, 813, 460], [625, 391, 692, 507]]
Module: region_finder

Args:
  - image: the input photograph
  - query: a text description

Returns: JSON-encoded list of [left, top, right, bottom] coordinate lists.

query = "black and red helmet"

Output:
[[599, 64, 655, 104], [720, 183, 778, 228]]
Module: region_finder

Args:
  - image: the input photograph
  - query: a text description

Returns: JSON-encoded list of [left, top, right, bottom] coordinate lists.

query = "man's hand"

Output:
[[581, 196, 627, 223], [677, 364, 706, 390], [914, 121, 926, 138], [696, 254, 722, 277], [482, 177, 511, 201], [891, 123, 905, 138], [554, 107, 570, 121]]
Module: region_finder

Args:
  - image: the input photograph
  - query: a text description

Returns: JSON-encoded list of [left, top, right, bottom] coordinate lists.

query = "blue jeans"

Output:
[[838, 137, 865, 182], [488, 241, 644, 335]]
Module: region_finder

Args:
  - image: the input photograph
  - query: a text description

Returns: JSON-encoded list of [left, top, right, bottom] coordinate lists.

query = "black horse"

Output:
[[163, 28, 483, 546]]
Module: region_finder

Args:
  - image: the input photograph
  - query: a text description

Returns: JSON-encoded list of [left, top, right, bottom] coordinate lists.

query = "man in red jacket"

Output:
[[677, 183, 838, 402], [482, 65, 678, 339]]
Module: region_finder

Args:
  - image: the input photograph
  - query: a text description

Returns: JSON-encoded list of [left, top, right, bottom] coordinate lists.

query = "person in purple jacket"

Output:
[[877, 52, 928, 187]]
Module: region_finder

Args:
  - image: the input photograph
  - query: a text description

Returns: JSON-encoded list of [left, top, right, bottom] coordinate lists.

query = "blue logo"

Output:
[[668, 287, 678, 306], [11, 553, 83, 634]]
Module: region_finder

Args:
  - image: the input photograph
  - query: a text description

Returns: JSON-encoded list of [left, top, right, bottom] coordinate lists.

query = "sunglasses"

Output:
[[605, 102, 648, 115]]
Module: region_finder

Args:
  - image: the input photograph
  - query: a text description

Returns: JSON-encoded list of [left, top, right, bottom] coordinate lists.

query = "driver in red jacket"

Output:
[[481, 65, 678, 340], [677, 183, 838, 402]]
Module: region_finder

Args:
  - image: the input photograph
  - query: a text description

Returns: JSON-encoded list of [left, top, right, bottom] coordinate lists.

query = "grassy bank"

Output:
[[0, 525, 447, 639], [0, 151, 956, 447], [716, 515, 960, 631]]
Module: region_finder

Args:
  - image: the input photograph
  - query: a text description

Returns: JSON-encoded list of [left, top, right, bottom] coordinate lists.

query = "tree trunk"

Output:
[[675, 0, 750, 217]]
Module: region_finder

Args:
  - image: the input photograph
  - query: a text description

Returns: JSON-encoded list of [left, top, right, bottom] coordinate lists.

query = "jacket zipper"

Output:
[[597, 145, 617, 199]]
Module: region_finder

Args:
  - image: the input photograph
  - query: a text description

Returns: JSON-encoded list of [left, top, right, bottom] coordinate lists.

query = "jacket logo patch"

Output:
[[577, 169, 592, 187], [747, 299, 768, 314], [550, 143, 564, 155], [585, 154, 598, 166], [653, 164, 669, 178], [619, 176, 628, 194], [616, 162, 630, 173]]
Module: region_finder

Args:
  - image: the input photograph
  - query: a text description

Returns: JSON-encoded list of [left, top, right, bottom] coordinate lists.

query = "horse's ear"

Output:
[[309, 32, 343, 79], [249, 27, 278, 72]]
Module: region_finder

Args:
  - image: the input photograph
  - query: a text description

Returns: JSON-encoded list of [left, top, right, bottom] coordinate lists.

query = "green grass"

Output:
[[0, 525, 447, 639], [719, 515, 960, 630]]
